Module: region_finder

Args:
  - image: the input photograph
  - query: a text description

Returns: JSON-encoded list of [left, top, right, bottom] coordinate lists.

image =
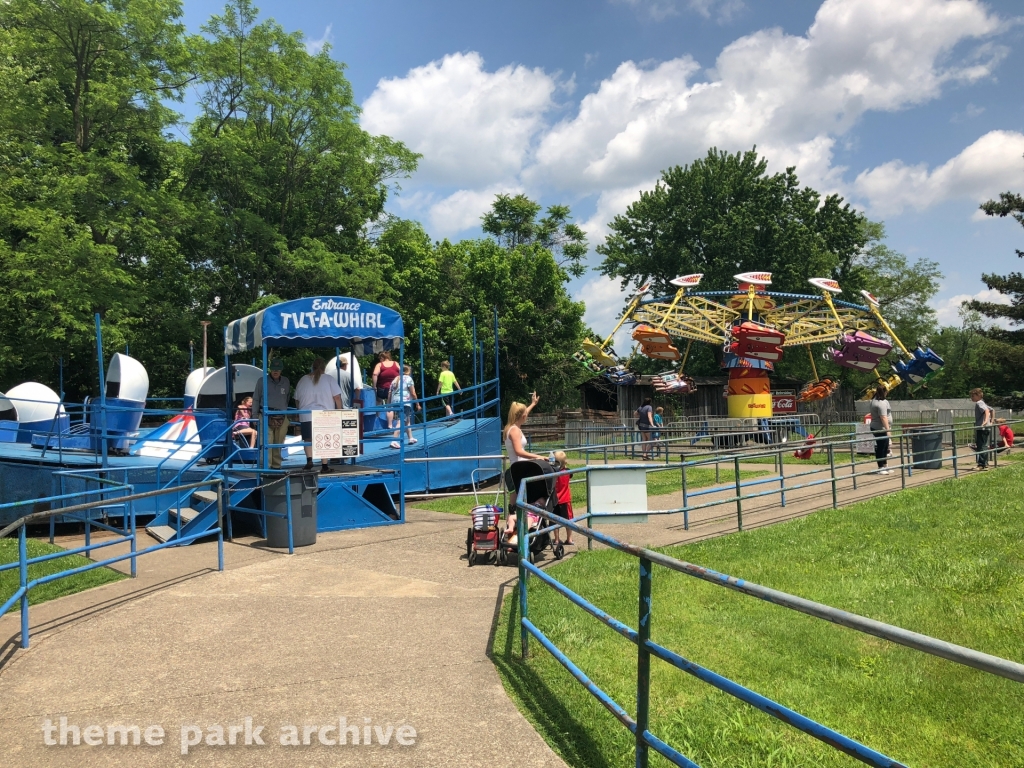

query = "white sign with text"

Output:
[[311, 409, 360, 459]]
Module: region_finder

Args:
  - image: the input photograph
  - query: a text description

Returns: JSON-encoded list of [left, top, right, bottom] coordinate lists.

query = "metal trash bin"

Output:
[[265, 472, 318, 547], [905, 425, 944, 470]]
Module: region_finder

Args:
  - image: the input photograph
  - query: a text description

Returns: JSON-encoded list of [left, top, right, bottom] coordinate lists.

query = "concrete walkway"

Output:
[[0, 511, 564, 767], [0, 456, 986, 767]]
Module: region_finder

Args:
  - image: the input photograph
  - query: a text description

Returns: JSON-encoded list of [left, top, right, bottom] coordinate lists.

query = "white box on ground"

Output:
[[311, 409, 360, 460], [587, 467, 648, 524]]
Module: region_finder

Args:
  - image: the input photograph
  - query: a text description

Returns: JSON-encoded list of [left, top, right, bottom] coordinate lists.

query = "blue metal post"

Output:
[[58, 356, 64, 399], [223, 328, 233, 464], [636, 557, 652, 768], [419, 322, 426, 420], [95, 313, 108, 468], [399, 341, 406, 523], [680, 457, 689, 530], [190, 340, 194, 372], [217, 481, 225, 570], [129, 499, 137, 578], [261, 345, 269, 470], [472, 317, 479, 431], [19, 525, 28, 648], [733, 456, 743, 531], [518, 486, 529, 659], [494, 307, 501, 419], [285, 475, 294, 555]]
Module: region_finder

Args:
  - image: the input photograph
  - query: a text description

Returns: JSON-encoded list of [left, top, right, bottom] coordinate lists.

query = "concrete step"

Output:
[[146, 525, 177, 543]]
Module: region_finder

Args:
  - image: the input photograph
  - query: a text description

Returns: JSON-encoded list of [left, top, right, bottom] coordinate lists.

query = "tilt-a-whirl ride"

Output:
[[576, 272, 944, 418]]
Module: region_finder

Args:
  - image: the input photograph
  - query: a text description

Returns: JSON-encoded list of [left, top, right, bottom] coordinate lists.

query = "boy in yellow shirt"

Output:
[[437, 361, 461, 417]]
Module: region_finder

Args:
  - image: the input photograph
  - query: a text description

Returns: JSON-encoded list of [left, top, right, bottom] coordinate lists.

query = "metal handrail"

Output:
[[513, 459, 1024, 768]]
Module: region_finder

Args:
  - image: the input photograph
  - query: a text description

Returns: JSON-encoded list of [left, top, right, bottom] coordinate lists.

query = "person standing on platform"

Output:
[[868, 385, 892, 475], [372, 350, 401, 430], [294, 357, 342, 473], [336, 355, 362, 409], [252, 359, 291, 470], [971, 388, 993, 470], [436, 361, 461, 417]]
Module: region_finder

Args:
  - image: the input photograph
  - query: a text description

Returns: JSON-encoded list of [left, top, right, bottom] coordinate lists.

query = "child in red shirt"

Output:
[[552, 451, 574, 546], [997, 419, 1014, 452]]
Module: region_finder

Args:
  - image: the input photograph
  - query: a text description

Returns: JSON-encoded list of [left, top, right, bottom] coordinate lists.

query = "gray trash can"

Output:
[[906, 425, 944, 470], [265, 472, 319, 547]]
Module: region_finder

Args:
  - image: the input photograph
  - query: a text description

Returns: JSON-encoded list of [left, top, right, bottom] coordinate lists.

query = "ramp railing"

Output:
[[0, 478, 225, 650], [512, 467, 1024, 768]]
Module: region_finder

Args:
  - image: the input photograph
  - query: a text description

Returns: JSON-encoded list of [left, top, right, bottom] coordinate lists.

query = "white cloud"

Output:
[[364, 0, 1010, 237], [305, 25, 332, 55], [425, 185, 523, 238], [532, 0, 1002, 194], [854, 130, 1024, 215], [614, 0, 746, 23], [362, 52, 558, 187], [933, 288, 1011, 326]]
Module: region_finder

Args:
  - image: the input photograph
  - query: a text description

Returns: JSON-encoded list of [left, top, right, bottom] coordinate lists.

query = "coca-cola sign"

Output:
[[772, 390, 797, 413]]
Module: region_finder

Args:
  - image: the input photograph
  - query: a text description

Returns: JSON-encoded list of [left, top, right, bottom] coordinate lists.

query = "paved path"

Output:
[[0, 456, 984, 767]]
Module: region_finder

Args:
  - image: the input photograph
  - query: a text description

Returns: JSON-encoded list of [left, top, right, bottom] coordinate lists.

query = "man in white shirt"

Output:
[[336, 354, 363, 409], [294, 358, 342, 473]]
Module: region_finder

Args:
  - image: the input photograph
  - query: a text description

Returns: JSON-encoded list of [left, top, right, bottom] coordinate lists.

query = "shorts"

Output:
[[441, 392, 455, 409], [375, 387, 390, 404], [554, 502, 573, 520], [300, 421, 313, 442]]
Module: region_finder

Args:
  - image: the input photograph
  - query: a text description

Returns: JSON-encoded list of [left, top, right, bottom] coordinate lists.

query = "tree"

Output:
[[482, 193, 588, 278], [379, 197, 590, 409], [597, 148, 869, 297], [967, 189, 1024, 344], [179, 0, 419, 322], [0, 0, 190, 397]]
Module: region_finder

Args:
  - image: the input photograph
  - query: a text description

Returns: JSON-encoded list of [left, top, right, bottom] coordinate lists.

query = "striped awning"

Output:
[[224, 297, 404, 355]]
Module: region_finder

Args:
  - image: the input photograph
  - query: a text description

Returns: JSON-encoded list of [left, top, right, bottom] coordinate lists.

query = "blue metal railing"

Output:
[[512, 467, 1024, 768], [0, 478, 225, 650]]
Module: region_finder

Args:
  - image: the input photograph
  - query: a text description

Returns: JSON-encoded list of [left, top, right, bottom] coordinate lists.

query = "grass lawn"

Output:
[[0, 538, 126, 609], [493, 463, 1024, 767], [408, 468, 768, 516]]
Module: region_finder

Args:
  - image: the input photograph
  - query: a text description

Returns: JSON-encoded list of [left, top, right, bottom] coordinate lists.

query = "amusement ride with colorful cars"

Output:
[[576, 272, 944, 419]]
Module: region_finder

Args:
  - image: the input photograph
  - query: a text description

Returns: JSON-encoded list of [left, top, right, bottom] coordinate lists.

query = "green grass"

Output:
[[0, 538, 126, 609], [493, 463, 1024, 767], [408, 468, 768, 516]]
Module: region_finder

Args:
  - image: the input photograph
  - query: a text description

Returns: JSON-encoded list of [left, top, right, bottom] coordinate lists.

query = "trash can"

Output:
[[905, 425, 944, 470], [265, 472, 319, 547]]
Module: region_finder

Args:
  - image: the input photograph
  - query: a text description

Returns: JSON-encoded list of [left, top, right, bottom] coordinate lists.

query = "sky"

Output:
[[181, 0, 1024, 342]]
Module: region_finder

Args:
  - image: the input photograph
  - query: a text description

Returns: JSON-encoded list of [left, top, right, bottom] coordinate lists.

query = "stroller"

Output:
[[496, 459, 564, 566]]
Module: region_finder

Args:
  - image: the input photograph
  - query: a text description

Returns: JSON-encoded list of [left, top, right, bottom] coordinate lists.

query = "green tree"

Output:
[[482, 193, 588, 278], [180, 0, 419, 324], [0, 0, 190, 397], [380, 200, 589, 410], [597, 148, 869, 297], [967, 189, 1024, 344]]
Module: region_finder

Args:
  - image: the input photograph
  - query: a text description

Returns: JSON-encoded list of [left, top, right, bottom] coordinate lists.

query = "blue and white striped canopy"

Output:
[[225, 297, 404, 356]]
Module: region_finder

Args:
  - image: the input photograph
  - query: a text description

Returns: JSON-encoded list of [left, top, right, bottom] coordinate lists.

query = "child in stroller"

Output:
[[497, 458, 564, 565]]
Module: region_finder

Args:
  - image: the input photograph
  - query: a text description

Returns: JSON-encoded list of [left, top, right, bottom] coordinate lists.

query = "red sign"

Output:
[[772, 390, 797, 413]]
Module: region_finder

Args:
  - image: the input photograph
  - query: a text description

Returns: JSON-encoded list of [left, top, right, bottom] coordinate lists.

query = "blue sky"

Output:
[[181, 0, 1024, 339]]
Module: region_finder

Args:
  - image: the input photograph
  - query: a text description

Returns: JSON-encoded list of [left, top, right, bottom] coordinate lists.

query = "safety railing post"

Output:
[[285, 475, 294, 555], [216, 480, 224, 572], [733, 456, 743, 532], [951, 425, 959, 478], [899, 435, 907, 490], [828, 444, 837, 509], [715, 457, 720, 485], [129, 497, 137, 578], [778, 447, 787, 507], [19, 525, 29, 648], [991, 424, 998, 468], [849, 439, 857, 491], [680, 457, 689, 530], [636, 557, 652, 768], [518, 482, 529, 660]]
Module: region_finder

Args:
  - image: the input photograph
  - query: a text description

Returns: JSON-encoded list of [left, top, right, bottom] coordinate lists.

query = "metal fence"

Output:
[[509, 429, 1024, 767]]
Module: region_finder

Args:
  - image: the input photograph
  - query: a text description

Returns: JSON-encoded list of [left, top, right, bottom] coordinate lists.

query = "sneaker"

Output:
[[320, 464, 333, 474], [879, 469, 893, 475], [390, 441, 401, 449], [409, 438, 418, 444]]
